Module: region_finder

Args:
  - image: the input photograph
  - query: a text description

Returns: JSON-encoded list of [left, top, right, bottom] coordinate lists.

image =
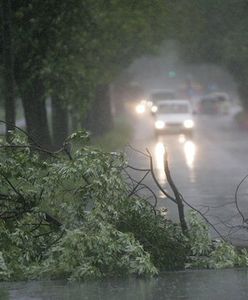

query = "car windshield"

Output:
[[158, 103, 189, 114]]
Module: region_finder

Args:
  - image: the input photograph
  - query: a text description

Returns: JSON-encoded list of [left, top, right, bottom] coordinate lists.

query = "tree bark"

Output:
[[1, 0, 16, 137], [70, 109, 79, 133], [164, 153, 188, 234], [21, 79, 52, 149], [51, 95, 69, 149], [84, 84, 113, 136]]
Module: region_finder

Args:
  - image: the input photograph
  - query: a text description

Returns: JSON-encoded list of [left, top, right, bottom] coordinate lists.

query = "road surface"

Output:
[[126, 107, 248, 245]]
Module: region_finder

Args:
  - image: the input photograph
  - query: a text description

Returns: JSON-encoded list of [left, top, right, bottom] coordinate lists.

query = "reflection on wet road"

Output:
[[155, 135, 197, 182], [183, 140, 196, 171], [154, 141, 166, 184], [128, 111, 248, 245]]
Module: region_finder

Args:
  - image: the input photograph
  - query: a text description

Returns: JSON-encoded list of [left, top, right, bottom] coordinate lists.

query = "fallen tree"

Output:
[[0, 122, 248, 281]]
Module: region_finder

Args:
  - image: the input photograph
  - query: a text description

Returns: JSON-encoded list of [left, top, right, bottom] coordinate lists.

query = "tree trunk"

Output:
[[71, 111, 79, 133], [51, 95, 69, 149], [1, 0, 15, 137], [21, 79, 52, 149], [84, 84, 113, 136]]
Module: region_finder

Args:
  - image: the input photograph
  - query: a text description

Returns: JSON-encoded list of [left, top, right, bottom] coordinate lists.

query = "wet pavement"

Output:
[[126, 109, 248, 245], [1, 269, 248, 299]]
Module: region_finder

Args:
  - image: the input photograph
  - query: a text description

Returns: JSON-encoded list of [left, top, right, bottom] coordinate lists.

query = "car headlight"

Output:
[[155, 120, 165, 129], [135, 104, 145, 114], [183, 119, 194, 128], [151, 105, 158, 113]]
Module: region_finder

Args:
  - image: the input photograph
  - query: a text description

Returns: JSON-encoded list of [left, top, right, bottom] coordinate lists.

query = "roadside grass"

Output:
[[90, 117, 133, 152]]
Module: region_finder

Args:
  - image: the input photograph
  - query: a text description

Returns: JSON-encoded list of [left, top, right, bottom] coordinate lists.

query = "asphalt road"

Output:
[[126, 107, 248, 245]]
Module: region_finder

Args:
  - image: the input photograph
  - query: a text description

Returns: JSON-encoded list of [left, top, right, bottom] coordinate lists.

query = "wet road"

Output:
[[127, 108, 248, 245], [1, 269, 248, 300]]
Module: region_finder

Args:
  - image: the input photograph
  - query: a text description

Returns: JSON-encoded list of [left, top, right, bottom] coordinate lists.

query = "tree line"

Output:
[[1, 1, 248, 150], [0, 0, 168, 149], [170, 0, 248, 109]]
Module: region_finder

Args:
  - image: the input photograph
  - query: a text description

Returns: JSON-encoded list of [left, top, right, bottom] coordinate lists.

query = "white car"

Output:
[[154, 100, 194, 137]]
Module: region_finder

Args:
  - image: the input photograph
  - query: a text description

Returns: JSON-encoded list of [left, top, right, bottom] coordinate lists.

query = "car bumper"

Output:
[[155, 126, 193, 135]]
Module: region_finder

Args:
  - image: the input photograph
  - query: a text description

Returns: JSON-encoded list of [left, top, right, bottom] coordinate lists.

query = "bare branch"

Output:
[[163, 151, 188, 233], [126, 144, 150, 158], [126, 165, 151, 172], [0, 172, 26, 203], [146, 148, 176, 203], [234, 174, 248, 223], [128, 170, 150, 197]]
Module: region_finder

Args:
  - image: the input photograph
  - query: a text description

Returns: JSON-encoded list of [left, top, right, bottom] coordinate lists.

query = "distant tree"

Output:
[[168, 0, 248, 110], [0, 0, 169, 147]]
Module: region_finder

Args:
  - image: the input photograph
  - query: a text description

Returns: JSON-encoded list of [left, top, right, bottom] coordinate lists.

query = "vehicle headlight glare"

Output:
[[151, 105, 158, 113], [155, 120, 165, 129], [183, 119, 194, 128], [135, 104, 145, 114]]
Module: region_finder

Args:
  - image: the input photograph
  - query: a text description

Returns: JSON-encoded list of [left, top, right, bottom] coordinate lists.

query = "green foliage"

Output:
[[11, 0, 169, 121], [117, 202, 189, 270], [0, 252, 9, 280], [187, 211, 212, 256], [186, 212, 248, 269], [208, 242, 239, 269], [37, 221, 157, 281], [0, 131, 182, 281], [1, 132, 248, 281]]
